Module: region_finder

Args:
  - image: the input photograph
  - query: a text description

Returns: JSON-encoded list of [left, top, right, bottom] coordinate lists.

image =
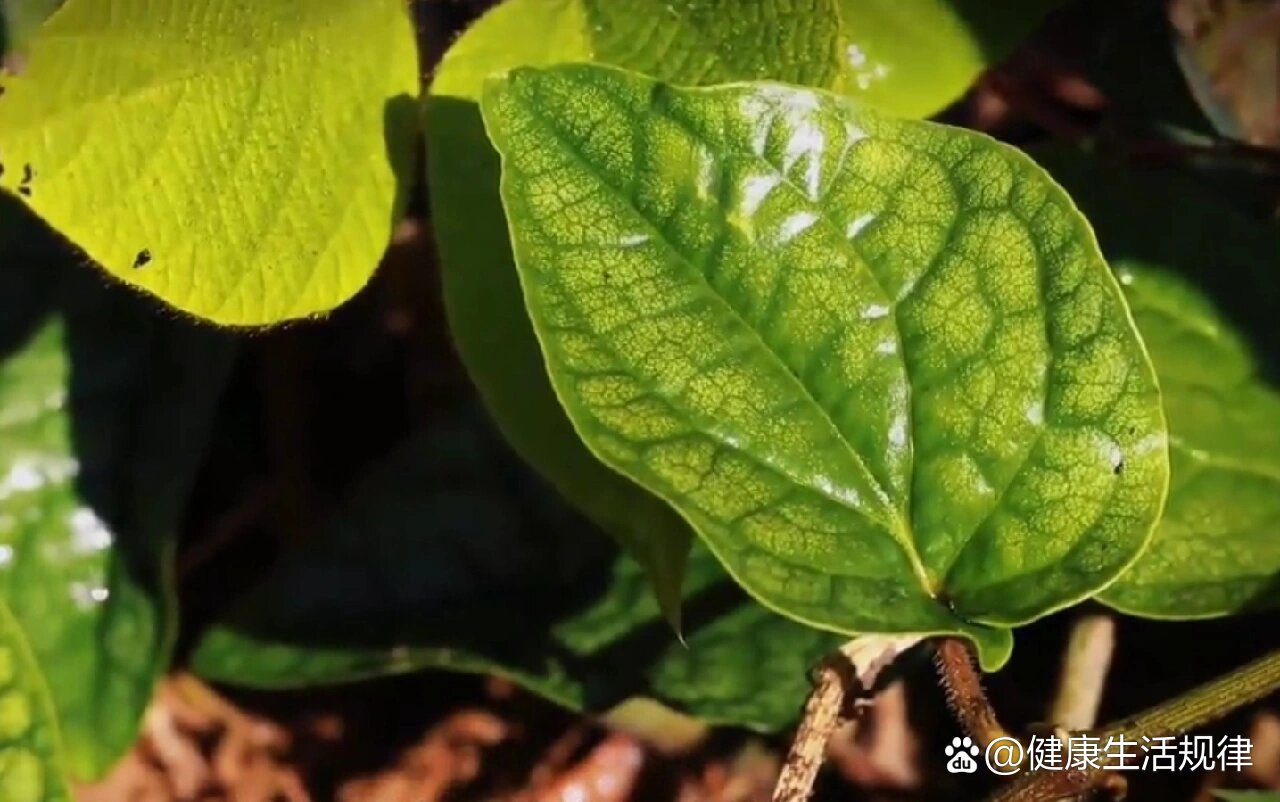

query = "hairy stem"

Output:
[[934, 638, 1010, 748]]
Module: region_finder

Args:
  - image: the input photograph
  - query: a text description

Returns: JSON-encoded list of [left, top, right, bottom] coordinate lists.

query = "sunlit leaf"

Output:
[[479, 65, 1170, 668], [0, 0, 418, 324], [0, 601, 70, 802], [427, 0, 1060, 631]]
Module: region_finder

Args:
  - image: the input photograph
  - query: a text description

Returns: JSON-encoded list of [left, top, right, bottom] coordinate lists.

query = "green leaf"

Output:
[[479, 64, 1170, 668], [426, 0, 1059, 633], [193, 405, 842, 732], [435, 0, 1058, 120], [1034, 148, 1280, 618], [588, 0, 1059, 117], [0, 201, 237, 779], [0, 600, 70, 802], [0, 0, 418, 325], [1107, 270, 1280, 616]]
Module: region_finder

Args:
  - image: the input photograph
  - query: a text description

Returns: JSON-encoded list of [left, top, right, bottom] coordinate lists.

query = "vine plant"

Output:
[[0, 0, 1277, 800]]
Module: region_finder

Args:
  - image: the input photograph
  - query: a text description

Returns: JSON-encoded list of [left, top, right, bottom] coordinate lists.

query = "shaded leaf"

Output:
[[480, 65, 1170, 668], [0, 600, 70, 802], [0, 0, 418, 325], [193, 405, 842, 733], [428, 1, 691, 628], [1036, 148, 1280, 617], [0, 201, 236, 778]]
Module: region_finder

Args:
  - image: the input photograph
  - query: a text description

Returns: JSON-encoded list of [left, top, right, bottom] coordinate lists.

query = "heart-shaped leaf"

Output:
[[479, 64, 1170, 668], [1035, 148, 1280, 618], [0, 0, 418, 325], [427, 0, 1060, 632], [0, 601, 70, 802], [193, 405, 842, 733], [0, 201, 236, 779]]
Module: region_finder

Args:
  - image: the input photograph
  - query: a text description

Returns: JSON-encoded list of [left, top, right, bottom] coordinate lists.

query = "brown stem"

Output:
[[934, 638, 1010, 748]]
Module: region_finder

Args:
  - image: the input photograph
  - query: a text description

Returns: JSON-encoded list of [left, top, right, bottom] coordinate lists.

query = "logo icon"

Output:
[[985, 735, 1027, 776], [945, 736, 980, 773]]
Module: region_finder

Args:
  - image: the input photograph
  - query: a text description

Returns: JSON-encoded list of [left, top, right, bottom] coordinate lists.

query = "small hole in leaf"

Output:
[[21, 163, 33, 184], [133, 249, 152, 269], [1112, 458, 1125, 476], [16, 185, 30, 197]]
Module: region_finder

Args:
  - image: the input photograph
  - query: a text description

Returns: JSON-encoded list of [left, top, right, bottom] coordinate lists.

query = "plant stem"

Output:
[[771, 659, 852, 802], [934, 638, 1010, 748], [1101, 646, 1280, 740], [1049, 615, 1115, 731], [986, 647, 1280, 802]]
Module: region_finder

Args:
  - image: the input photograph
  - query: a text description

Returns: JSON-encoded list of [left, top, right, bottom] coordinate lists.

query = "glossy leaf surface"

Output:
[[481, 65, 1169, 666], [0, 0, 418, 324], [428, 0, 1059, 637], [0, 602, 69, 802], [0, 203, 236, 779], [1036, 149, 1280, 618], [193, 406, 841, 732], [589, 0, 1059, 116]]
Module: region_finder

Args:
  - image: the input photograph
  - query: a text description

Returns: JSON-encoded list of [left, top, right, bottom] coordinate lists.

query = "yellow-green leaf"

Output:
[[437, 0, 1059, 119], [0, 0, 418, 325]]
